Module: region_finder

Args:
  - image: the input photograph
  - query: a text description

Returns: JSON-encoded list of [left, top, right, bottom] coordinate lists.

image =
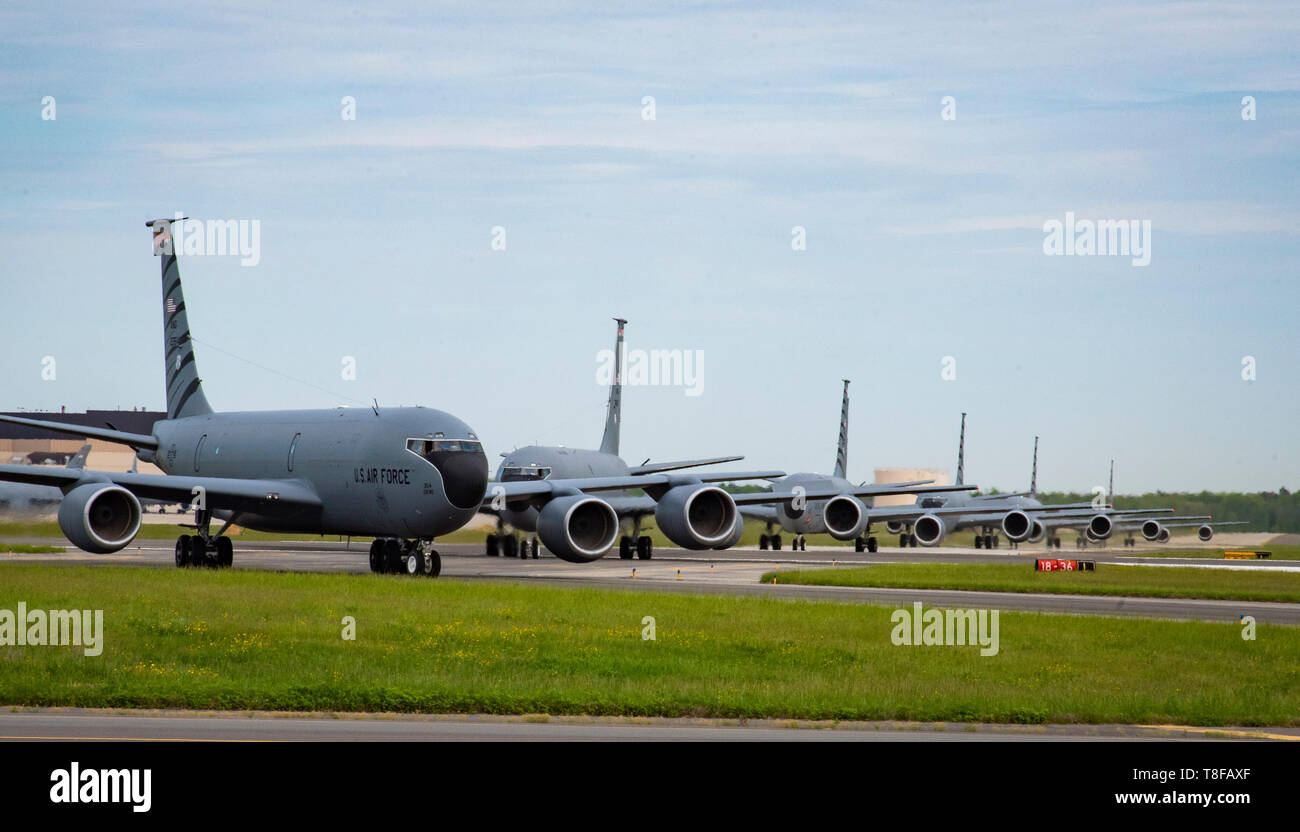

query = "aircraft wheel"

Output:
[[486, 534, 499, 556], [425, 549, 442, 577], [772, 535, 782, 551], [216, 537, 233, 568], [502, 535, 518, 558], [854, 538, 865, 553], [867, 536, 878, 553], [636, 535, 653, 560], [759, 535, 769, 550], [799, 537, 807, 551], [404, 546, 425, 576], [974, 536, 982, 549], [619, 536, 634, 559], [531, 539, 539, 559], [175, 535, 191, 568], [384, 539, 403, 573]]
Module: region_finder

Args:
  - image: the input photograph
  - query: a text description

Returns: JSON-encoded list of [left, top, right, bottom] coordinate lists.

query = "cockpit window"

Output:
[[500, 465, 551, 481], [407, 438, 484, 459]]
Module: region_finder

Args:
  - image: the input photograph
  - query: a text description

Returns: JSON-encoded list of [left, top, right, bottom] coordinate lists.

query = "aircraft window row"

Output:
[[406, 438, 484, 456]]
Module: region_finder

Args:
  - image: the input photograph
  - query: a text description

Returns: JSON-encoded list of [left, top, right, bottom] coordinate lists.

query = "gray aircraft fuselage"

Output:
[[493, 445, 630, 532], [145, 406, 488, 538], [907, 490, 1044, 530], [767, 472, 851, 535]]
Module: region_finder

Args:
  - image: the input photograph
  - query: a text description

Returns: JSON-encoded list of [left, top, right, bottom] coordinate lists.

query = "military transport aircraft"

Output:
[[885, 417, 1175, 550], [0, 219, 673, 577], [483, 328, 971, 561], [735, 380, 1040, 553], [1031, 462, 1240, 547]]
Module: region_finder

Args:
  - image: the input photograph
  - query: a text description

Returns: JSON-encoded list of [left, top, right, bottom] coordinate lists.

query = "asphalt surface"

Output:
[[2, 709, 1294, 742], [4, 537, 1299, 624]]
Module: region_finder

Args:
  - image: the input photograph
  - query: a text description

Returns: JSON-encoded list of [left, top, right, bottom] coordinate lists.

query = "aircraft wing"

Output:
[[0, 414, 158, 451], [739, 504, 780, 522], [482, 470, 787, 509], [628, 456, 744, 475], [731, 483, 976, 506], [0, 465, 322, 512]]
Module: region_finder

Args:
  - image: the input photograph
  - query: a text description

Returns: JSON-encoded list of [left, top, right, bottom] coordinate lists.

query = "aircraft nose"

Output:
[[429, 446, 489, 510]]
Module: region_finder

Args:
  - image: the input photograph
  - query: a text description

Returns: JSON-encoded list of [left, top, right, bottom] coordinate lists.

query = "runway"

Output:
[[1, 709, 1291, 742], [4, 538, 1299, 624]]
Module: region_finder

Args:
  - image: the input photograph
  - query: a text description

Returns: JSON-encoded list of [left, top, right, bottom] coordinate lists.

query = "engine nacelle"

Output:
[[884, 520, 906, 535], [1027, 520, 1045, 543], [1087, 513, 1114, 540], [1001, 509, 1033, 542], [57, 483, 142, 554], [1158, 528, 1171, 543], [712, 511, 746, 550], [823, 495, 867, 541], [913, 514, 946, 547], [1141, 520, 1164, 541], [535, 495, 619, 563], [654, 485, 737, 550], [1197, 525, 1214, 542]]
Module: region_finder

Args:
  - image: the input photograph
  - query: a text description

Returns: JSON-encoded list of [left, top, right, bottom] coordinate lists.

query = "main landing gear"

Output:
[[486, 532, 540, 559], [972, 527, 1000, 550], [759, 525, 807, 551], [618, 518, 653, 560], [369, 538, 441, 577], [174, 508, 234, 569], [853, 536, 879, 553]]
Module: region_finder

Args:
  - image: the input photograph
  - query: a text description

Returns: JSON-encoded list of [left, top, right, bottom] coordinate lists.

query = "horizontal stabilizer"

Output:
[[0, 414, 158, 450]]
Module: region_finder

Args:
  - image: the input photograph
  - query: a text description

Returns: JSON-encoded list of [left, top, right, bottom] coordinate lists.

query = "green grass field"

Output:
[[0, 564, 1297, 725], [763, 563, 1300, 603]]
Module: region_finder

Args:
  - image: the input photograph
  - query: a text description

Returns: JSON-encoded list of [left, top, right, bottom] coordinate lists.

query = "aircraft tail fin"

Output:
[[832, 379, 850, 479], [65, 444, 92, 470], [955, 412, 967, 486], [148, 217, 213, 420], [1030, 436, 1038, 497], [598, 318, 626, 456]]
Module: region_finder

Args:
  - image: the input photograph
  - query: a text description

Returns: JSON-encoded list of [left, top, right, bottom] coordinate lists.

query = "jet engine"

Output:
[[913, 513, 946, 547], [1158, 528, 1171, 543], [1000, 509, 1033, 543], [535, 495, 619, 563], [823, 495, 868, 541], [1197, 525, 1214, 542], [884, 520, 906, 535], [1087, 513, 1114, 540], [654, 485, 738, 550], [57, 483, 142, 554], [712, 511, 746, 550], [1026, 519, 1046, 544], [1141, 520, 1164, 541]]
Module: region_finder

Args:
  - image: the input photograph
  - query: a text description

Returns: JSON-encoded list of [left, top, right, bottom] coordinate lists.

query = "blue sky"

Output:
[[1, 1, 1296, 492]]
